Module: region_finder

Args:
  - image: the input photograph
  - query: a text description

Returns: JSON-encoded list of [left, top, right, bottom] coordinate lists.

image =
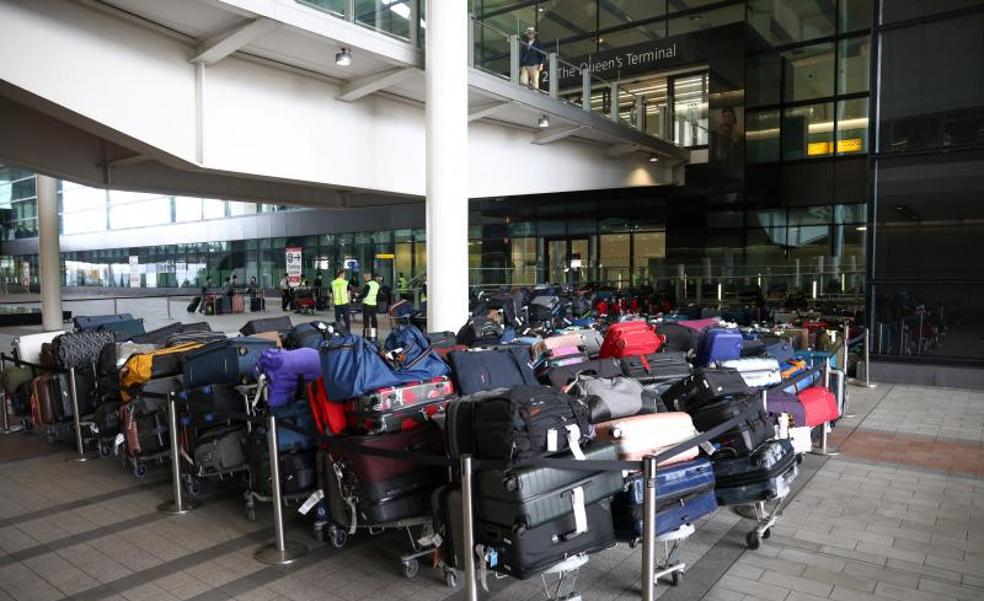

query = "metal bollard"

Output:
[[255, 413, 307, 564], [811, 359, 840, 457], [66, 367, 95, 462], [166, 295, 172, 320], [158, 393, 200, 514], [842, 323, 850, 376], [461, 454, 479, 601], [641, 455, 658, 601], [0, 356, 22, 434], [853, 328, 877, 389]]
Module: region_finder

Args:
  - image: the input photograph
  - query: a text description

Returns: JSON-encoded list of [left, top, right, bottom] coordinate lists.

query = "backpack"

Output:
[[456, 317, 504, 347]]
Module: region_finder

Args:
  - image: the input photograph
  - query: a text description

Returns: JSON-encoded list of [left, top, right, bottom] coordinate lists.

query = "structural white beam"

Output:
[[190, 17, 279, 65], [532, 125, 584, 145], [99, 154, 150, 168], [336, 67, 420, 102], [468, 101, 511, 122], [37, 175, 62, 331], [604, 143, 640, 158]]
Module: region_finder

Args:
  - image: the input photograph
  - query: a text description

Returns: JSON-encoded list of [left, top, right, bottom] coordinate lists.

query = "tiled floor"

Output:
[[2, 307, 983, 601]]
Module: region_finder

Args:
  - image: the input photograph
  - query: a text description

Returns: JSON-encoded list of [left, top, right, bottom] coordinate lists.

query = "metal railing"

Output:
[[297, 0, 423, 46]]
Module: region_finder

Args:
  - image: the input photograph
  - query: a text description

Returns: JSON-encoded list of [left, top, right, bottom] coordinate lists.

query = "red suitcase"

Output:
[[796, 386, 840, 427], [346, 377, 455, 435], [598, 321, 665, 359]]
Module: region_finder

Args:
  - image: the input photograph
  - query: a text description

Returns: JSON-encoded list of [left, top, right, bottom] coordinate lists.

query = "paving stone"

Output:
[[874, 581, 958, 601], [759, 569, 833, 597], [802, 565, 877, 593]]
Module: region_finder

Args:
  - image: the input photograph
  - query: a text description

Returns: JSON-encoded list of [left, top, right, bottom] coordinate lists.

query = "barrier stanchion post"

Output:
[[256, 413, 307, 564], [811, 359, 840, 457], [857, 328, 876, 389], [0, 356, 22, 434], [842, 323, 851, 377], [641, 455, 657, 601], [158, 393, 199, 513], [65, 367, 95, 462], [461, 454, 479, 601], [166, 295, 172, 320]]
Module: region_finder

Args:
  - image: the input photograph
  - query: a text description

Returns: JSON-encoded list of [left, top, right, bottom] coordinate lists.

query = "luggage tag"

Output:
[[113, 433, 125, 454], [699, 440, 717, 456], [570, 486, 588, 535], [298, 489, 324, 515]]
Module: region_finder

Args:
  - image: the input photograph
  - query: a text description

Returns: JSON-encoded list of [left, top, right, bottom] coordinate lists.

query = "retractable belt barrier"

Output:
[[0, 353, 68, 374]]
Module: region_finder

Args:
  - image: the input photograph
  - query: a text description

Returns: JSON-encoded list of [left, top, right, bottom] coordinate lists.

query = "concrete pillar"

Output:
[[425, 0, 469, 332], [37, 175, 62, 330]]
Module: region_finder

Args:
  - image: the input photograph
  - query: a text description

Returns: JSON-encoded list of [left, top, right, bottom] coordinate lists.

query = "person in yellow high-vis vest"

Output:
[[331, 269, 350, 333], [359, 272, 380, 340]]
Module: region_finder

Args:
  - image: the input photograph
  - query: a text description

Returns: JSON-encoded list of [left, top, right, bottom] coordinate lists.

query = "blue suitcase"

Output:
[[695, 328, 743, 366], [231, 337, 278, 382], [182, 342, 239, 388], [98, 318, 146, 341], [614, 457, 716, 509], [74, 313, 135, 332], [269, 401, 317, 452], [613, 490, 718, 541]]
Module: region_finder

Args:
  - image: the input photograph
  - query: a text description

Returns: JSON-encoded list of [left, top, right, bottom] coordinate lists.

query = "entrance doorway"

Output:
[[545, 238, 589, 285]]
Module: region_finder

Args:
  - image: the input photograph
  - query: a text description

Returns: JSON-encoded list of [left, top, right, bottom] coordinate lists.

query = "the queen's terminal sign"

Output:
[[557, 43, 679, 84]]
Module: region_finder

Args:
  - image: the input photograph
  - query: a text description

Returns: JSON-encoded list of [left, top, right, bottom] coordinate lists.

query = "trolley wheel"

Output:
[[762, 528, 771, 540], [99, 442, 112, 457], [444, 569, 458, 589], [628, 539, 637, 549], [796, 455, 804, 465], [402, 559, 419, 579], [745, 531, 761, 550], [672, 571, 682, 586], [133, 463, 148, 479], [246, 502, 256, 522], [330, 527, 347, 549], [186, 479, 202, 497], [313, 503, 328, 521]]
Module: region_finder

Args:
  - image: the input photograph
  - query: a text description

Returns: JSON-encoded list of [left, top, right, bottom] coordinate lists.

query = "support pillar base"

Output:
[[158, 499, 200, 515], [255, 541, 308, 565]]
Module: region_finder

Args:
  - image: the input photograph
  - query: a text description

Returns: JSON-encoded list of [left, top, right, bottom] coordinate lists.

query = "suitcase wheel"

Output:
[[328, 526, 347, 549], [185, 479, 202, 497], [745, 530, 761, 550], [99, 441, 112, 457], [133, 462, 148, 479], [402, 559, 419, 579], [443, 567, 458, 588]]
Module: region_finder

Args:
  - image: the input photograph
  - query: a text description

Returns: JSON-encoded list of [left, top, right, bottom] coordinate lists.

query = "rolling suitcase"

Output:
[[241, 316, 293, 336], [231, 295, 246, 313], [181, 342, 240, 389], [620, 351, 692, 385], [690, 396, 773, 456], [31, 374, 59, 425], [613, 489, 718, 541], [130, 323, 185, 346], [695, 328, 744, 366], [187, 296, 201, 313], [475, 442, 624, 530], [718, 357, 781, 388], [248, 432, 316, 496], [98, 319, 146, 341], [661, 368, 751, 413], [594, 412, 699, 464], [446, 347, 537, 396], [545, 358, 622, 389], [53, 330, 116, 370], [476, 499, 616, 580], [250, 296, 265, 312], [713, 439, 798, 505], [598, 321, 665, 359], [614, 457, 716, 510], [73, 314, 135, 332], [346, 377, 455, 435], [795, 386, 840, 426]]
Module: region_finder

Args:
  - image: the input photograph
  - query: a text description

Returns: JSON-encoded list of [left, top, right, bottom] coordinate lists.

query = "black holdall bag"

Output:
[[470, 385, 592, 464], [447, 347, 537, 396], [240, 316, 293, 336], [661, 367, 752, 413], [456, 316, 504, 347], [545, 358, 622, 389], [655, 322, 698, 353], [619, 351, 692, 385]]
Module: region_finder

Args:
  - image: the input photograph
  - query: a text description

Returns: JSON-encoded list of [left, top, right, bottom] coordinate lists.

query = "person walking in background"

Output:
[[359, 272, 380, 340], [280, 272, 291, 311], [397, 272, 408, 300], [331, 268, 351, 333], [519, 27, 545, 90]]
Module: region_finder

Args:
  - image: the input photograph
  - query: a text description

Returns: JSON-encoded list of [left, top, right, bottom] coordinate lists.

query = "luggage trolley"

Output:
[[322, 515, 441, 581], [180, 384, 255, 497]]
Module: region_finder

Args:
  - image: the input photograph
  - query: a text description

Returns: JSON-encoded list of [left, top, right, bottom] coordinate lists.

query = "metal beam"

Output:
[[604, 143, 639, 158], [532, 125, 584, 145], [190, 18, 279, 65], [337, 67, 420, 101], [468, 101, 511, 122]]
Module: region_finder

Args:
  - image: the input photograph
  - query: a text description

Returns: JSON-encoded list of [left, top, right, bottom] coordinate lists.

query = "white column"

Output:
[[37, 175, 62, 331], [425, 0, 469, 332]]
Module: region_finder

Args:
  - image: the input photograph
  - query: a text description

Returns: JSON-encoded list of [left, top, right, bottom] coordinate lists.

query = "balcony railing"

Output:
[[297, 0, 424, 46]]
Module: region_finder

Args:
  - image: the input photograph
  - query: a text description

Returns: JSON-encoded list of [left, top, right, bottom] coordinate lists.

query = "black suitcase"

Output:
[[690, 396, 773, 456], [714, 439, 797, 505], [477, 499, 616, 579], [130, 322, 186, 345], [187, 296, 201, 313], [240, 316, 293, 336], [661, 368, 752, 413], [74, 314, 135, 332], [446, 347, 538, 396], [181, 342, 240, 389], [285, 322, 331, 350], [250, 297, 265, 312], [248, 432, 316, 496], [98, 319, 146, 342], [475, 442, 625, 529], [545, 358, 622, 389], [620, 351, 692, 385], [92, 400, 122, 436]]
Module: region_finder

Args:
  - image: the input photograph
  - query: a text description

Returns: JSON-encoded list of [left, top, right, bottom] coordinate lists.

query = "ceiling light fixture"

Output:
[[335, 48, 352, 66], [537, 114, 550, 129], [649, 154, 660, 163]]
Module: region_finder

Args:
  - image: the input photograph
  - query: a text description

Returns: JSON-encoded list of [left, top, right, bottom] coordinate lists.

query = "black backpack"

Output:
[[456, 317, 503, 347], [467, 385, 591, 464]]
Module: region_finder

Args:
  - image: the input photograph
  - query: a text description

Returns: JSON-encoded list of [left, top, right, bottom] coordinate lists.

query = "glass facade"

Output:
[[870, 2, 984, 362]]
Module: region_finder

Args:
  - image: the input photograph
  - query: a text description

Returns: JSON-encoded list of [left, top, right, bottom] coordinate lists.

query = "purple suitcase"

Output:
[[696, 328, 743, 367], [255, 348, 322, 406], [766, 388, 807, 426]]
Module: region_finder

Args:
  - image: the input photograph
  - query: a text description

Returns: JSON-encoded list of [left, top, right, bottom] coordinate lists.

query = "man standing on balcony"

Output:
[[520, 27, 545, 90]]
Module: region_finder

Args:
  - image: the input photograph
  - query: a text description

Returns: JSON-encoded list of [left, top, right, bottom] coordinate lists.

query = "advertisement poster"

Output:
[[285, 247, 303, 287], [129, 256, 140, 288]]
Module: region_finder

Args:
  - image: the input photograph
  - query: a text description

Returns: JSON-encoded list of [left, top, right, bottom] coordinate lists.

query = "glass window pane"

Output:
[[536, 1, 596, 42], [882, 0, 984, 24], [837, 98, 869, 155], [668, 0, 729, 12], [839, 0, 872, 32], [672, 73, 709, 147], [599, 0, 665, 29], [748, 0, 835, 44], [746, 109, 781, 163], [297, 0, 344, 17], [783, 102, 835, 160], [667, 4, 743, 36], [355, 0, 412, 40], [746, 52, 781, 107], [783, 42, 835, 102], [838, 37, 870, 95]]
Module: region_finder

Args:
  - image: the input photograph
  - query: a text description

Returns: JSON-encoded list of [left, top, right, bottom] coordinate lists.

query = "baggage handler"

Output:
[[331, 269, 351, 333], [360, 272, 380, 340]]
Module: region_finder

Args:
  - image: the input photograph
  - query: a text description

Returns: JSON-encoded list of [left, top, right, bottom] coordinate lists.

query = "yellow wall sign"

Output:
[[808, 138, 864, 156], [375, 253, 395, 259]]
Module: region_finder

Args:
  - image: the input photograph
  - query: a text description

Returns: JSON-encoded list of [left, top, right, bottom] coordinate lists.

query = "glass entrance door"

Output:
[[546, 238, 590, 285]]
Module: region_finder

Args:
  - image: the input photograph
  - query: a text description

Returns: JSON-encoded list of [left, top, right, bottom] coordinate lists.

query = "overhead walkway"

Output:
[[0, 0, 689, 207]]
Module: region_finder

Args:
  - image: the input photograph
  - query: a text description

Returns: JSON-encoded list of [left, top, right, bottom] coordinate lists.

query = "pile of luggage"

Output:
[[0, 295, 847, 586]]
